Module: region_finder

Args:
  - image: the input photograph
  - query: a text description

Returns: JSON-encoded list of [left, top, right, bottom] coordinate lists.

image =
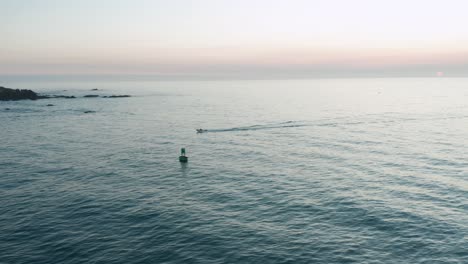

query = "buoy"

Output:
[[179, 148, 188, 162]]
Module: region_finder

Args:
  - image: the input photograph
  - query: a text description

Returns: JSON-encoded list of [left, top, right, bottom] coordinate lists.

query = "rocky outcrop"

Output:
[[1, 86, 131, 101], [0, 86, 41, 101]]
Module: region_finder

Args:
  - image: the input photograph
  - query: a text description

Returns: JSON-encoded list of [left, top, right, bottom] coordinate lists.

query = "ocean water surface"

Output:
[[1, 78, 467, 263]]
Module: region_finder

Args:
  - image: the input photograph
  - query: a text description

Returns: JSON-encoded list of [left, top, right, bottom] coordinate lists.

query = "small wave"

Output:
[[1, 108, 43, 114]]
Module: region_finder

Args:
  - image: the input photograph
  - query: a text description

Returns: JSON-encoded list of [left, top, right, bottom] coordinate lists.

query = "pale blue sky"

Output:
[[2, 0, 468, 77]]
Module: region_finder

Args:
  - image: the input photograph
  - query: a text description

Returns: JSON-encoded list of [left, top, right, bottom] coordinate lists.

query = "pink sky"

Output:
[[2, 0, 468, 77]]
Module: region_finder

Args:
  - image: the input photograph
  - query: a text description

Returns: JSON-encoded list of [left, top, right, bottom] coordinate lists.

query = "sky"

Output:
[[2, 0, 468, 78]]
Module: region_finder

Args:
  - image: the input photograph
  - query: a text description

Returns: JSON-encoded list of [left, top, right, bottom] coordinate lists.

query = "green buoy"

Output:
[[179, 148, 188, 162]]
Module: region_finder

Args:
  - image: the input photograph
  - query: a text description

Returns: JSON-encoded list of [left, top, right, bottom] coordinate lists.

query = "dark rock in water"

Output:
[[83, 94, 99, 98], [106, 95, 131, 98], [5, 108, 10, 110], [84, 110, 96, 114], [0, 86, 39, 101], [46, 104, 54, 106], [53, 95, 76, 99]]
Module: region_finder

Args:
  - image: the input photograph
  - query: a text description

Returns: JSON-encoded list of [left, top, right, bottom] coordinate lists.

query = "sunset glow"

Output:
[[2, 0, 468, 77]]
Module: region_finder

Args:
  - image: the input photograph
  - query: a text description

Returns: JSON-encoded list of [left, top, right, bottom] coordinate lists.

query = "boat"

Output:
[[196, 129, 207, 133]]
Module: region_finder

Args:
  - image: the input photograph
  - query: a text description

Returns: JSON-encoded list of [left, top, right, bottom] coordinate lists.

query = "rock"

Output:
[[5, 108, 10, 110], [53, 95, 76, 99], [0, 86, 39, 101], [106, 95, 131, 98], [83, 95, 99, 98]]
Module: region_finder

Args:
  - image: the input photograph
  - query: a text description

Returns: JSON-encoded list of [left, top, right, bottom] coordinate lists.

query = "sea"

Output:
[[1, 77, 467, 264]]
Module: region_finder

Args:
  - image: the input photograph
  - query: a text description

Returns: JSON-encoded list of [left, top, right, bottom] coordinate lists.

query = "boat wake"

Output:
[[198, 114, 468, 134], [201, 121, 307, 133]]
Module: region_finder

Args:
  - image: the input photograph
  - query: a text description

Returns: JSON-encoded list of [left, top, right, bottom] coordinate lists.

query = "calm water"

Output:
[[1, 78, 467, 263]]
